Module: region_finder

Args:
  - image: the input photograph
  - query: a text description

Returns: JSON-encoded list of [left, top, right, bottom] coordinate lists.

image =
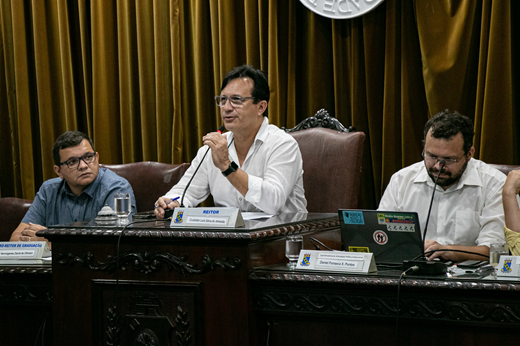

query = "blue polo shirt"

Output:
[[22, 168, 136, 226]]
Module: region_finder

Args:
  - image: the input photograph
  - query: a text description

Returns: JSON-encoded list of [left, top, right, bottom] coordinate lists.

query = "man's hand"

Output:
[[424, 239, 489, 262], [19, 223, 46, 242], [202, 132, 230, 172], [503, 169, 520, 197], [424, 239, 449, 261], [154, 197, 180, 219]]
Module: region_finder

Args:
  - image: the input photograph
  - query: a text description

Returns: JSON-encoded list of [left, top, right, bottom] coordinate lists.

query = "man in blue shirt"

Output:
[[10, 131, 136, 245]]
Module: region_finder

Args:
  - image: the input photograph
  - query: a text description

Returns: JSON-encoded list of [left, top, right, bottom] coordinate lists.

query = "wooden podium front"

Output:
[[39, 213, 339, 346]]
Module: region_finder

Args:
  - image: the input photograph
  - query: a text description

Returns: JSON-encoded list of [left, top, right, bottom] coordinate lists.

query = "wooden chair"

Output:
[[0, 197, 33, 241], [100, 162, 190, 212], [285, 109, 365, 213]]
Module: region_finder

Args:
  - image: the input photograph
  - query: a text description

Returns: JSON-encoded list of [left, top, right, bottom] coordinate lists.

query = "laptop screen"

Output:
[[338, 209, 424, 264]]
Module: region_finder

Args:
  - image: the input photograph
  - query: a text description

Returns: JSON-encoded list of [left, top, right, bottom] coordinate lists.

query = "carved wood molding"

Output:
[[56, 251, 242, 275], [282, 109, 351, 133], [39, 218, 339, 240], [105, 305, 192, 346], [0, 266, 52, 274], [0, 283, 52, 303], [250, 271, 520, 291], [254, 290, 520, 326]]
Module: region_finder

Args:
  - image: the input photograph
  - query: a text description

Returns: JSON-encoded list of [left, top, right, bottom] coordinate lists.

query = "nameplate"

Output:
[[170, 207, 245, 228], [296, 250, 377, 273], [0, 241, 51, 263], [496, 256, 520, 277]]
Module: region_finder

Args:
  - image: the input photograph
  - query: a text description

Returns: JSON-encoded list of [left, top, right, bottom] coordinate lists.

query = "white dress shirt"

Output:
[[378, 158, 506, 247], [164, 118, 307, 214]]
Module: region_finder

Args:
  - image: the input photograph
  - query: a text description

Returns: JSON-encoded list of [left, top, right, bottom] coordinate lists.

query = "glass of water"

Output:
[[489, 243, 509, 269], [285, 235, 303, 269], [114, 193, 131, 225]]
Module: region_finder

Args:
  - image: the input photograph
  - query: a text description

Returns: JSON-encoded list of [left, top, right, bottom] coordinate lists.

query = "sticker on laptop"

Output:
[[377, 213, 416, 232], [373, 230, 388, 245], [342, 211, 364, 225], [348, 246, 370, 253]]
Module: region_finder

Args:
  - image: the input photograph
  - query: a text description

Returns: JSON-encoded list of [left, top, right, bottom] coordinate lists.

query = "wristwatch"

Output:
[[221, 161, 238, 177]]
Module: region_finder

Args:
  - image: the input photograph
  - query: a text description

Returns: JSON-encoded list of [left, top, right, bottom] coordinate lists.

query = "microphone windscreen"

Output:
[[218, 126, 225, 134], [439, 159, 446, 167]]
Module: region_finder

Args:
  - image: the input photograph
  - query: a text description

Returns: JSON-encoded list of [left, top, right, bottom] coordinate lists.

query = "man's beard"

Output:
[[427, 160, 468, 187]]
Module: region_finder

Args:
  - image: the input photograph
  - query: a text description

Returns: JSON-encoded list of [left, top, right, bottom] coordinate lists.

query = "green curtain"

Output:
[[1, 0, 518, 209]]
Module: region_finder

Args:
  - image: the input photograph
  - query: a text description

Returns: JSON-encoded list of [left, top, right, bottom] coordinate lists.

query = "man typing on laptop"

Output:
[[378, 110, 506, 262]]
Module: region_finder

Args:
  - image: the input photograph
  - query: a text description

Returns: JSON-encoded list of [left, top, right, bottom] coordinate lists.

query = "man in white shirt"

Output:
[[379, 110, 506, 262], [154, 65, 307, 217]]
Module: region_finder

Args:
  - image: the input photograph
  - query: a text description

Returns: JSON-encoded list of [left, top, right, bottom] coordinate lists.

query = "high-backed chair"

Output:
[[488, 164, 520, 176], [100, 162, 190, 212], [285, 109, 365, 213], [0, 197, 33, 241]]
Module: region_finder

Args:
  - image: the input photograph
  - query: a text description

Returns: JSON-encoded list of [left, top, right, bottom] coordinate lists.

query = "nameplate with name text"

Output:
[[0, 241, 52, 264], [296, 250, 377, 273], [170, 207, 245, 228]]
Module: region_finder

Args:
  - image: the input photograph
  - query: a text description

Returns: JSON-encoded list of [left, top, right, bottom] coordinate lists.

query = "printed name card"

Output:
[[0, 241, 51, 264], [496, 256, 520, 277], [170, 207, 245, 228], [296, 250, 377, 274]]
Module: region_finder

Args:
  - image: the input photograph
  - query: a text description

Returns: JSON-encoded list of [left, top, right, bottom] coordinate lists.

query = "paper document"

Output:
[[241, 212, 274, 220]]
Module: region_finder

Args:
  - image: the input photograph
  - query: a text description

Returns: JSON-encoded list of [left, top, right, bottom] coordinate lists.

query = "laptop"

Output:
[[338, 209, 424, 265]]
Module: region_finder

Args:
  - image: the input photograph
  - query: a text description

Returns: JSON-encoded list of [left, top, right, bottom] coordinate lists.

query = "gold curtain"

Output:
[[1, 0, 518, 209]]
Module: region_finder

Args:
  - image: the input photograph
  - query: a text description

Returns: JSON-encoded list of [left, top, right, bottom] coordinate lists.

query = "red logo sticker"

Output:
[[373, 230, 388, 245]]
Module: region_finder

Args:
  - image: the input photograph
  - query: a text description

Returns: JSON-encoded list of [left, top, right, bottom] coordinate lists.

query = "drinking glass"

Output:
[[489, 243, 509, 268], [114, 193, 131, 225], [285, 235, 303, 269]]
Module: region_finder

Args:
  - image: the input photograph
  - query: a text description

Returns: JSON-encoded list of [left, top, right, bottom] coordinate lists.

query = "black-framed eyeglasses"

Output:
[[59, 152, 96, 169], [421, 150, 466, 166], [214, 95, 255, 108]]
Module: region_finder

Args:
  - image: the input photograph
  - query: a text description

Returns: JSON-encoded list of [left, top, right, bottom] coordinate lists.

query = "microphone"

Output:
[[422, 159, 446, 257], [179, 126, 226, 208]]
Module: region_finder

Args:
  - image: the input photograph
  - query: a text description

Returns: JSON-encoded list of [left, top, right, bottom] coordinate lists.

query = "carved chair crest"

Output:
[[283, 109, 354, 133]]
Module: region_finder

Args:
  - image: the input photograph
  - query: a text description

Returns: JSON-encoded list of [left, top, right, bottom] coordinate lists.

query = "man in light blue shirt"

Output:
[[10, 131, 136, 245]]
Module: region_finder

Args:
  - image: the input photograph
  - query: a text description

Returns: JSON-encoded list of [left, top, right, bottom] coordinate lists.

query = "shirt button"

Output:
[[239, 197, 243, 202]]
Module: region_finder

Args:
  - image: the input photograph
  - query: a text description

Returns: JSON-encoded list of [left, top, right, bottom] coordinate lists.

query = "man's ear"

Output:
[[257, 100, 268, 116], [467, 146, 475, 160], [53, 165, 63, 179]]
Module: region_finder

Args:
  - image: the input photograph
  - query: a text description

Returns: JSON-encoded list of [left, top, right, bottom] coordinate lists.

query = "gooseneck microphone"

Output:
[[422, 159, 446, 256], [179, 126, 226, 208]]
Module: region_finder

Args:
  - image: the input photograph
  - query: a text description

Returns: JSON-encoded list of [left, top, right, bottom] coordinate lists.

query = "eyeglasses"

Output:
[[422, 150, 466, 166], [59, 152, 96, 169], [214, 95, 255, 108]]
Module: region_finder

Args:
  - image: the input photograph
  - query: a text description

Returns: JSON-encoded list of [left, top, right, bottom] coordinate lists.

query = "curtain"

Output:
[[1, 0, 518, 209]]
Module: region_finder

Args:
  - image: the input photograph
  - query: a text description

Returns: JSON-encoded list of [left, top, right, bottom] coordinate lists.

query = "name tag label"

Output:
[[497, 256, 520, 277], [0, 241, 51, 261], [296, 250, 377, 273], [170, 207, 244, 228]]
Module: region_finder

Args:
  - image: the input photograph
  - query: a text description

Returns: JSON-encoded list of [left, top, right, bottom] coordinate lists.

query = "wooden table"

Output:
[[38, 213, 340, 346], [0, 265, 52, 346], [251, 265, 520, 346]]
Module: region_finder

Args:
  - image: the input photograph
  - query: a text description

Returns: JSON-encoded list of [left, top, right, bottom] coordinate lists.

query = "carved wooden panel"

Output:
[[252, 271, 520, 328], [92, 280, 203, 346]]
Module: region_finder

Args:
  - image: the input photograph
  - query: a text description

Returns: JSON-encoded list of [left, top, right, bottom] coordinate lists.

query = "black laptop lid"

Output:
[[338, 210, 424, 264]]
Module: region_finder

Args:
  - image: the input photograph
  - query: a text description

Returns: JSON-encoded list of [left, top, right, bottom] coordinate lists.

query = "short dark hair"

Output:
[[423, 110, 474, 153], [220, 64, 270, 116], [52, 131, 95, 165]]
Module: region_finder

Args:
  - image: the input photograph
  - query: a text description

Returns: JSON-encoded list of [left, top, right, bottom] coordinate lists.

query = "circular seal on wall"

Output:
[[373, 230, 388, 245], [299, 0, 385, 20]]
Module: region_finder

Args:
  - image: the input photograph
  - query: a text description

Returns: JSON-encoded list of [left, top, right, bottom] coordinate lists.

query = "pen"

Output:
[[154, 197, 180, 209]]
